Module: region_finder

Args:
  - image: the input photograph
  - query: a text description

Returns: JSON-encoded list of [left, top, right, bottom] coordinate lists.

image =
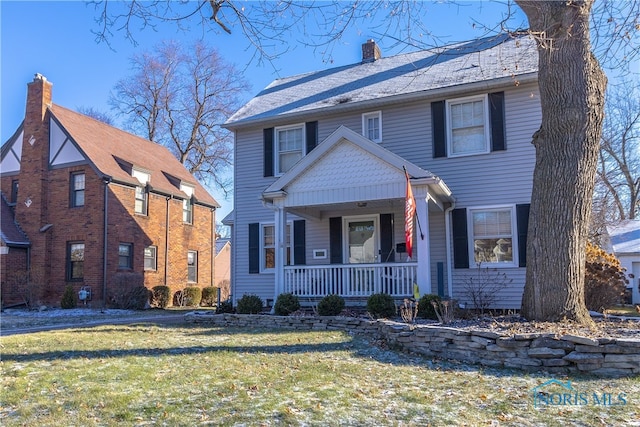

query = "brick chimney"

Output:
[[15, 74, 53, 276], [362, 39, 381, 63]]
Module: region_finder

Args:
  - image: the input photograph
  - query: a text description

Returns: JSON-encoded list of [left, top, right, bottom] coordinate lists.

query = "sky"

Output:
[[0, 0, 527, 220]]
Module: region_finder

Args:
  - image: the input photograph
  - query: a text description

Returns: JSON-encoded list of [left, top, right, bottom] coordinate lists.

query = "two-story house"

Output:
[[223, 34, 540, 309], [0, 74, 220, 307]]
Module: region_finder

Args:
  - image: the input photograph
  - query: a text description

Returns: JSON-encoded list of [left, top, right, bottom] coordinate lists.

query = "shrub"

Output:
[[417, 294, 442, 319], [237, 294, 264, 314], [462, 264, 512, 315], [183, 287, 202, 307], [124, 286, 151, 310], [110, 272, 145, 308], [585, 242, 628, 312], [61, 285, 77, 309], [366, 293, 396, 319], [151, 286, 170, 308], [274, 293, 301, 316], [201, 286, 219, 307], [317, 294, 345, 316], [217, 300, 234, 313]]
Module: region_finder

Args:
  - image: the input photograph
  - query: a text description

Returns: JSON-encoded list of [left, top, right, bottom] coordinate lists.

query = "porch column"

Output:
[[273, 203, 287, 299], [415, 189, 431, 297]]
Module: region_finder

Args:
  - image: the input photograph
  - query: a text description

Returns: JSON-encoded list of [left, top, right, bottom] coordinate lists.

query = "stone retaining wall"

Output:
[[185, 313, 640, 377]]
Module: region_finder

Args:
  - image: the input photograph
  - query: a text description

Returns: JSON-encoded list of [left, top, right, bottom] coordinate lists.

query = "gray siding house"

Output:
[[223, 34, 540, 309]]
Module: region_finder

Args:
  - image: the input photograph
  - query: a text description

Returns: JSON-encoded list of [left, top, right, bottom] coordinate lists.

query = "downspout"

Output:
[[164, 195, 172, 286], [211, 207, 216, 288], [102, 176, 112, 310], [444, 202, 456, 298]]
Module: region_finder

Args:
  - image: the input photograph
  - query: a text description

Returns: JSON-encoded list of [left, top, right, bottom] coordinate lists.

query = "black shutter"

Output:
[[293, 220, 306, 265], [306, 121, 318, 154], [263, 128, 274, 177], [516, 204, 530, 267], [380, 213, 394, 263], [489, 92, 506, 151], [329, 217, 342, 264], [249, 223, 260, 273], [452, 208, 469, 269], [432, 100, 446, 158]]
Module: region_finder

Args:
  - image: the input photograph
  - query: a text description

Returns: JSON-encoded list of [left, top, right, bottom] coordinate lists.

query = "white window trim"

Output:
[[187, 250, 198, 283], [260, 221, 293, 273], [274, 123, 305, 176], [342, 214, 380, 264], [446, 94, 491, 158], [466, 205, 518, 268], [362, 111, 382, 143]]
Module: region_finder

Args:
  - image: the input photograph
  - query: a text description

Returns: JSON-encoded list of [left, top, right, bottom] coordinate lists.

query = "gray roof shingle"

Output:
[[0, 195, 30, 247], [225, 34, 538, 128]]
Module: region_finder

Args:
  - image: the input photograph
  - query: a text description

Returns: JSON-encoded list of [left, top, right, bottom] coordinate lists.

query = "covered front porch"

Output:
[[284, 263, 417, 298], [263, 126, 454, 301]]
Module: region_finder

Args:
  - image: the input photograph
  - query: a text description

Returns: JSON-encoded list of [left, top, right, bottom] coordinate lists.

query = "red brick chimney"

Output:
[[362, 39, 381, 63], [15, 74, 53, 277]]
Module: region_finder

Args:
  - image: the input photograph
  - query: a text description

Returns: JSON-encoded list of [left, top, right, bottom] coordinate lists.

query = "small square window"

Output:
[[362, 111, 382, 143], [118, 243, 133, 269]]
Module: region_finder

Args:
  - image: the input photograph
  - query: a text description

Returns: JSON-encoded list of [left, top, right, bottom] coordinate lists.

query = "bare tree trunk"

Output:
[[517, 0, 607, 324]]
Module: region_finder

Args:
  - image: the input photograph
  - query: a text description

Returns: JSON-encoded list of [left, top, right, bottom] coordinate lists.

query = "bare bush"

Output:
[[463, 264, 512, 316]]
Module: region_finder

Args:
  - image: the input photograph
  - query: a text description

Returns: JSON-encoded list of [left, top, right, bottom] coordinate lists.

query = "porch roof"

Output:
[[262, 125, 453, 218]]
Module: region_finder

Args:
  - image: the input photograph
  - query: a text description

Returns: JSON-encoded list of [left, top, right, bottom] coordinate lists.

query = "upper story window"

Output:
[[118, 243, 133, 269], [132, 169, 150, 215], [432, 92, 504, 159], [67, 242, 85, 280], [70, 172, 85, 207], [180, 183, 195, 224], [447, 95, 490, 156], [144, 246, 157, 271], [468, 206, 517, 267], [362, 111, 382, 143], [187, 250, 198, 283], [10, 180, 18, 204], [134, 186, 148, 215], [275, 124, 304, 175]]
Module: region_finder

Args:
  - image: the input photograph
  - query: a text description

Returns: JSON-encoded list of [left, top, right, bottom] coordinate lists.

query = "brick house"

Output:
[[0, 74, 220, 307]]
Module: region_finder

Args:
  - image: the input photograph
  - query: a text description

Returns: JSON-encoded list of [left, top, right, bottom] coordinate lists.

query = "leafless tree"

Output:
[[110, 40, 249, 195], [78, 106, 115, 125], [596, 80, 640, 221], [93, 0, 640, 325]]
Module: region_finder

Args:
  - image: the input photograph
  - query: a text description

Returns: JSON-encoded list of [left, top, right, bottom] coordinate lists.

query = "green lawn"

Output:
[[1, 323, 638, 426]]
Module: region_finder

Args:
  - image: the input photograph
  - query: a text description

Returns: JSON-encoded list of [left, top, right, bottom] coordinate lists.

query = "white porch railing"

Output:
[[283, 263, 417, 298]]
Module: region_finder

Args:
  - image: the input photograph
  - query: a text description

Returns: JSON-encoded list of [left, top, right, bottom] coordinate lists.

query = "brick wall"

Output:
[[0, 245, 29, 305]]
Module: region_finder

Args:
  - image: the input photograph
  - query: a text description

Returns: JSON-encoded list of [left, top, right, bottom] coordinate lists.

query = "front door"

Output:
[[344, 215, 378, 264]]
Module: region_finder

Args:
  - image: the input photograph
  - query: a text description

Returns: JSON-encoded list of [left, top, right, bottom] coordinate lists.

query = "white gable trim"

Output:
[[263, 125, 453, 210], [0, 130, 23, 175], [49, 118, 87, 166]]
